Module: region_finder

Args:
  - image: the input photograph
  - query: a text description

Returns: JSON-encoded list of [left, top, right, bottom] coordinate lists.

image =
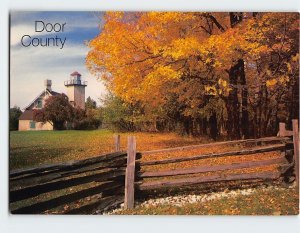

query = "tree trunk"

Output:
[[226, 13, 249, 139], [261, 84, 268, 136], [227, 61, 241, 139], [183, 117, 190, 135], [230, 12, 243, 27], [289, 75, 299, 122], [239, 59, 249, 138], [53, 121, 65, 130], [209, 113, 218, 140]]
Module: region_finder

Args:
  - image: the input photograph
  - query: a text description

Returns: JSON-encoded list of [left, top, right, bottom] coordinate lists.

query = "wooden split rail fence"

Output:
[[124, 119, 299, 209], [9, 120, 299, 213], [9, 151, 127, 214]]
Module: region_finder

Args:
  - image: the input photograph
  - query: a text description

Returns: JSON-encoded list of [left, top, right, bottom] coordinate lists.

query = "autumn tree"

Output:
[[87, 12, 229, 136], [33, 94, 74, 130], [87, 12, 299, 139], [242, 13, 299, 136]]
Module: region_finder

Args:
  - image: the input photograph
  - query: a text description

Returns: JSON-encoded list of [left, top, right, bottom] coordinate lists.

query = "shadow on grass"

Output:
[[10, 146, 71, 170]]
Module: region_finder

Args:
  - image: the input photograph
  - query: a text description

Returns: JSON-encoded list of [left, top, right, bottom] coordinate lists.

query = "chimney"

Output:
[[44, 79, 52, 91]]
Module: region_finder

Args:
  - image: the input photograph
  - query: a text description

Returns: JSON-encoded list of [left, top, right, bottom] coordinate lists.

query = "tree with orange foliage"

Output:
[[87, 12, 299, 139]]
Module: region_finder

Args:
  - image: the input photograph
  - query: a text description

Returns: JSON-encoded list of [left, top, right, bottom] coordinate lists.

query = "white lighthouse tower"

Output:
[[64, 71, 87, 109]]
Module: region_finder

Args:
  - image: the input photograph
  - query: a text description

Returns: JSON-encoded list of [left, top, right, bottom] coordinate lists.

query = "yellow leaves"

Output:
[[153, 65, 181, 80], [135, 65, 182, 106], [105, 12, 125, 21], [217, 78, 232, 96], [291, 53, 299, 62], [266, 76, 289, 87], [163, 37, 201, 59], [218, 78, 227, 87], [203, 79, 231, 97], [244, 13, 298, 60], [141, 65, 181, 92], [204, 85, 217, 96], [286, 62, 292, 73], [266, 69, 272, 76], [201, 28, 247, 69], [146, 12, 186, 23], [279, 75, 289, 84], [266, 79, 277, 87], [285, 54, 299, 76]]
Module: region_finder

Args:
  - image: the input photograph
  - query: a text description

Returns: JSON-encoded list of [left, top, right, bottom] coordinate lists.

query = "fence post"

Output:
[[279, 122, 286, 137], [114, 135, 121, 152], [124, 136, 136, 209], [292, 119, 299, 188]]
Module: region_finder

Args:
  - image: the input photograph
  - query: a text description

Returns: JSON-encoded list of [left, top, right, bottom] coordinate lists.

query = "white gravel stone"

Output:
[[103, 184, 293, 215]]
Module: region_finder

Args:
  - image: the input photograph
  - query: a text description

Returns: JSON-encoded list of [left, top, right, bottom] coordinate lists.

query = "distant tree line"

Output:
[[9, 106, 22, 131]]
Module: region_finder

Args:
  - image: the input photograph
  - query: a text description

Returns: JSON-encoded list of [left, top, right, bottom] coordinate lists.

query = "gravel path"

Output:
[[104, 183, 295, 215]]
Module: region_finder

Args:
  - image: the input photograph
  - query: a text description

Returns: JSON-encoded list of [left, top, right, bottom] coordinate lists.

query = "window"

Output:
[[30, 121, 36, 129], [36, 99, 42, 108]]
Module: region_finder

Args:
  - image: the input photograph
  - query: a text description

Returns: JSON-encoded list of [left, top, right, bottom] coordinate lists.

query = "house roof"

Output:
[[70, 71, 81, 76], [19, 110, 34, 120], [23, 89, 62, 110], [50, 90, 60, 96]]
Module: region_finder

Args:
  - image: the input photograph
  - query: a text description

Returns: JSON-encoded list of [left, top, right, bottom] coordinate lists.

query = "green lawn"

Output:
[[9, 129, 209, 170], [116, 185, 299, 215], [10, 130, 113, 170]]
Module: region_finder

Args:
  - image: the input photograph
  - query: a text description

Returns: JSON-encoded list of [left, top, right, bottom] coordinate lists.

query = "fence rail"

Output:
[[10, 151, 126, 178], [137, 143, 288, 166], [137, 156, 288, 178], [137, 171, 283, 191], [10, 151, 127, 214], [140, 136, 290, 155], [9, 120, 299, 213]]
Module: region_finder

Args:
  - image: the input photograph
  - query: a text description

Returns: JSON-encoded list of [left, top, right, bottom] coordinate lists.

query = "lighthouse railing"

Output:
[[64, 80, 88, 86]]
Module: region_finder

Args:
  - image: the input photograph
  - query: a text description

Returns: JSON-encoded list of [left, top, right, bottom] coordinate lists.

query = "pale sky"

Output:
[[10, 11, 107, 109]]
